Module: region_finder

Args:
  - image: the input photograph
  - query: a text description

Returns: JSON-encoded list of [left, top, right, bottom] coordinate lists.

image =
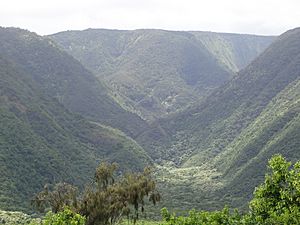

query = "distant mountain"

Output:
[[139, 28, 300, 210], [0, 28, 151, 211], [190, 31, 274, 72], [50, 29, 273, 120]]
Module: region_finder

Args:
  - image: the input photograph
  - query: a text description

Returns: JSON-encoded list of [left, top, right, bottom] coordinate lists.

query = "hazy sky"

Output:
[[1, 0, 299, 35]]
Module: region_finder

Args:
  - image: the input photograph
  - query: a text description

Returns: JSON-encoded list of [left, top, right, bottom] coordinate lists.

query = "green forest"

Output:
[[0, 25, 299, 225]]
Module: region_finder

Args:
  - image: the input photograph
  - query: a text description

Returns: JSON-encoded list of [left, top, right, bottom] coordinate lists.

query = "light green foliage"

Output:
[[159, 155, 300, 224], [0, 210, 39, 225], [161, 207, 242, 225], [249, 154, 300, 224], [37, 208, 85, 225]]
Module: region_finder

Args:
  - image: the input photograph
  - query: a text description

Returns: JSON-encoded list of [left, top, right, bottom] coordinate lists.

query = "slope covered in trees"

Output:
[[191, 31, 274, 72], [0, 28, 151, 211], [0, 26, 297, 215], [50, 29, 273, 120], [183, 28, 300, 168], [0, 27, 148, 138]]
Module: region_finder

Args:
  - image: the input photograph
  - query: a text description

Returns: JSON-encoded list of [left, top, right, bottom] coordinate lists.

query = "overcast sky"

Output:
[[1, 0, 299, 36]]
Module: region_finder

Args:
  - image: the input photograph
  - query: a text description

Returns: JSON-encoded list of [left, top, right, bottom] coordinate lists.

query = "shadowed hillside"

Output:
[[0, 27, 148, 138], [191, 31, 274, 72], [0, 28, 151, 211]]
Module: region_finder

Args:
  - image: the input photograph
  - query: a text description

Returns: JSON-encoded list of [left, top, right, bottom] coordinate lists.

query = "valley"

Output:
[[0, 26, 299, 224], [50, 29, 273, 121]]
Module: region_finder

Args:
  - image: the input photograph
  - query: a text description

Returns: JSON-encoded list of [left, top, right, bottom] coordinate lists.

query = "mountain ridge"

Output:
[[50, 29, 273, 120], [0, 27, 148, 138]]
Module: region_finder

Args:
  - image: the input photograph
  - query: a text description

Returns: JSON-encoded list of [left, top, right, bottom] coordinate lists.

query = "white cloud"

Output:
[[0, 0, 299, 35]]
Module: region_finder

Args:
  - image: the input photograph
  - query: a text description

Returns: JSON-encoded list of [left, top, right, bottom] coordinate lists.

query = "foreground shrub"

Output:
[[249, 154, 300, 224], [30, 208, 85, 225]]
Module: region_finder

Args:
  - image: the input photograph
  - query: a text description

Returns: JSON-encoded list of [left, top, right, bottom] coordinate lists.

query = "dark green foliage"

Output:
[[79, 162, 160, 225], [31, 183, 78, 213], [0, 25, 297, 216], [0, 27, 148, 138], [0, 28, 151, 212], [33, 162, 160, 225]]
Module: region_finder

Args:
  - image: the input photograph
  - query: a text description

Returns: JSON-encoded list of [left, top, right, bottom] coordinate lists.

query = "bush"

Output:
[[30, 208, 85, 225], [249, 154, 300, 224]]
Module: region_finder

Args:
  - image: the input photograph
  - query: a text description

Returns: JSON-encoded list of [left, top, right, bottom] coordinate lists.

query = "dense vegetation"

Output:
[[0, 25, 299, 219], [34, 209, 86, 225], [191, 31, 274, 72], [0, 27, 148, 138], [0, 28, 151, 211], [50, 29, 273, 120], [136, 28, 300, 211], [3, 155, 300, 224]]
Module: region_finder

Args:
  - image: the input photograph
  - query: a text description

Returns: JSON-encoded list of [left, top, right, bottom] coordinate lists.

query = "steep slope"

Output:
[[142, 28, 298, 164], [50, 29, 245, 120], [0, 29, 151, 212], [0, 27, 148, 138], [216, 79, 300, 208], [139, 28, 299, 211], [182, 27, 300, 168], [191, 31, 274, 72]]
